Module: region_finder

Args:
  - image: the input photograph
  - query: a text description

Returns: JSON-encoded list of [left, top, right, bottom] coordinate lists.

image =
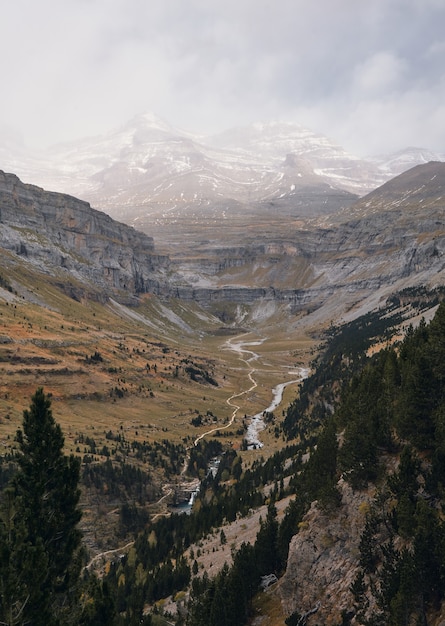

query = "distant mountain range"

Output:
[[1, 112, 443, 227]]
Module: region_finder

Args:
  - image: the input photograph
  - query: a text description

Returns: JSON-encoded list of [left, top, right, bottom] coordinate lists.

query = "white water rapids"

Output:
[[245, 374, 307, 449]]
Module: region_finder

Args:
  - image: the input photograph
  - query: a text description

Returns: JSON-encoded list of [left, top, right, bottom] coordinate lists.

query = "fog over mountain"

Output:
[[1, 113, 444, 231], [2, 1, 445, 159], [1, 159, 444, 330]]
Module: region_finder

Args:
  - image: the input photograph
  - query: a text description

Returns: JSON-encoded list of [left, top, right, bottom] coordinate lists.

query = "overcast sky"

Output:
[[1, 0, 444, 156]]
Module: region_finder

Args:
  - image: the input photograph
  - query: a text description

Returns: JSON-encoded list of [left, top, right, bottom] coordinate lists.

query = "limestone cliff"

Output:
[[0, 170, 170, 297], [1, 163, 444, 324], [169, 162, 445, 323]]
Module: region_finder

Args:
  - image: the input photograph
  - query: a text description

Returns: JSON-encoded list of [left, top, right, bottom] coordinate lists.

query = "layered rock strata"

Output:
[[0, 171, 169, 296]]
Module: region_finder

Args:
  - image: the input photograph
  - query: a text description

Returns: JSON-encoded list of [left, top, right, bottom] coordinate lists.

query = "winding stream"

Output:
[[91, 334, 310, 561], [245, 372, 308, 449], [194, 334, 309, 449], [170, 334, 309, 513]]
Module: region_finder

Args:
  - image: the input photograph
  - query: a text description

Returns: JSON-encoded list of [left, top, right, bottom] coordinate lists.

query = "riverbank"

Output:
[[245, 367, 310, 448], [223, 334, 309, 449]]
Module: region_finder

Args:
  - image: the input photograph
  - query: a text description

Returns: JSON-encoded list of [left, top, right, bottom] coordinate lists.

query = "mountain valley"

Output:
[[1, 120, 445, 625]]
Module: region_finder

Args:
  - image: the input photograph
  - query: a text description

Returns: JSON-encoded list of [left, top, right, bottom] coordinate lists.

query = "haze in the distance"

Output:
[[1, 0, 444, 156]]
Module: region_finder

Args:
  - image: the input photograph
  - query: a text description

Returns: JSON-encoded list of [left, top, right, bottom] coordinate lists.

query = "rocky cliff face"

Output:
[[277, 480, 372, 626], [0, 170, 170, 298], [278, 480, 373, 625], [165, 163, 445, 321], [1, 162, 444, 327]]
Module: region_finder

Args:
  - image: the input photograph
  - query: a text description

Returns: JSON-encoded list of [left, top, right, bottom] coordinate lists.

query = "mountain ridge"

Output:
[[1, 113, 443, 231], [0, 169, 169, 301]]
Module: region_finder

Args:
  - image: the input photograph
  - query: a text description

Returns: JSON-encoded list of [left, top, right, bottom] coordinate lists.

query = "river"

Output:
[[245, 370, 309, 449], [224, 335, 309, 449], [171, 334, 309, 513]]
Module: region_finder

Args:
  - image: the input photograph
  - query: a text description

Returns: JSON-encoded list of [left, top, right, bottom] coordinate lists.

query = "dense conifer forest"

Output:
[[2, 296, 445, 624]]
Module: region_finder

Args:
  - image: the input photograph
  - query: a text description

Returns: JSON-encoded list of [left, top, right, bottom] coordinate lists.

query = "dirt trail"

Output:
[[194, 333, 308, 449], [85, 540, 135, 571]]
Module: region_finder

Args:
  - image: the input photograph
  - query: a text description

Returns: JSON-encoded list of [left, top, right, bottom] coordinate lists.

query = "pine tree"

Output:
[[231, 542, 259, 619], [255, 503, 281, 575], [0, 487, 47, 625], [428, 301, 445, 390], [13, 388, 82, 625], [397, 350, 436, 447]]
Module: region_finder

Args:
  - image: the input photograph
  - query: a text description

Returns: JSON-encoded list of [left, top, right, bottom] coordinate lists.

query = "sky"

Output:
[[1, 0, 445, 156]]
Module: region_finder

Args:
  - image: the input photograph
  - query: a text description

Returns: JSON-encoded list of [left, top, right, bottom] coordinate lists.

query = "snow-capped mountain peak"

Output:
[[1, 112, 443, 226]]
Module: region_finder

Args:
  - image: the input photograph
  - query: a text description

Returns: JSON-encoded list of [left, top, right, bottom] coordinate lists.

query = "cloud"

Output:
[[1, 0, 445, 155], [352, 52, 407, 96]]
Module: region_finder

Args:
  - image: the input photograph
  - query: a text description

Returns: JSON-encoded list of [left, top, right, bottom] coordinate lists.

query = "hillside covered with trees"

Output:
[[2, 298, 445, 624]]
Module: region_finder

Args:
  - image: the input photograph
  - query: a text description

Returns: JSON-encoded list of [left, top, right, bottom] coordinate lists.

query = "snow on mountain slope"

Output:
[[206, 121, 387, 194], [1, 113, 443, 224], [369, 147, 445, 177]]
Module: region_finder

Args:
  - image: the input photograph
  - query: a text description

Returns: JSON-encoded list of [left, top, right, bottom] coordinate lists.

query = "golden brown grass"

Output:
[[0, 275, 315, 461], [0, 251, 318, 481]]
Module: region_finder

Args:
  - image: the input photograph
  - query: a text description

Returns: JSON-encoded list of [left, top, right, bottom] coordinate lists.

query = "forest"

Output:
[[2, 296, 445, 625]]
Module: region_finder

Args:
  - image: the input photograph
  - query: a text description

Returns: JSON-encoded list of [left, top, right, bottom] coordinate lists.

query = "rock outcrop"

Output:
[[164, 163, 445, 322], [278, 479, 373, 625], [0, 170, 170, 297]]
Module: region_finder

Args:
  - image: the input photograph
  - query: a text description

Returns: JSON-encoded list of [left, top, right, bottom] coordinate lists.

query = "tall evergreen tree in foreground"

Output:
[[0, 388, 82, 625]]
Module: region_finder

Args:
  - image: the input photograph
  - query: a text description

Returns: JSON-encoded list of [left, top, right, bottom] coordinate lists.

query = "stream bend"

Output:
[[194, 335, 309, 449]]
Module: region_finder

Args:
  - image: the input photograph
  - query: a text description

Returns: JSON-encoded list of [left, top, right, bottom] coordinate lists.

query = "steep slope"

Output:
[[162, 162, 445, 329], [340, 160, 445, 217], [0, 170, 170, 299], [279, 479, 371, 624], [277, 302, 445, 625]]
